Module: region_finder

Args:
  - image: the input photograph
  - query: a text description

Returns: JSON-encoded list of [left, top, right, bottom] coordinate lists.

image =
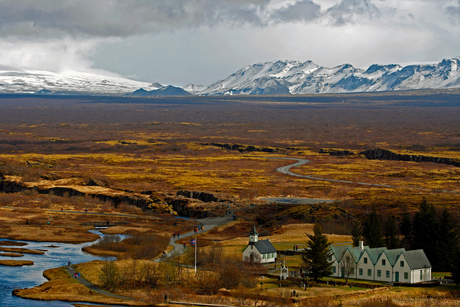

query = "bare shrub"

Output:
[[89, 233, 169, 259], [359, 297, 399, 307], [98, 260, 120, 292], [300, 296, 336, 307]]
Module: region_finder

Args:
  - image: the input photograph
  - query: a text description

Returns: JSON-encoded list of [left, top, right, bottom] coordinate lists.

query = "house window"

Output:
[[377, 270, 381, 277], [420, 270, 423, 280], [359, 268, 363, 276], [404, 272, 408, 279], [382, 259, 386, 266], [400, 261, 404, 267], [333, 266, 336, 273], [386, 271, 390, 278], [367, 269, 372, 276], [328, 255, 332, 261], [364, 257, 368, 264]]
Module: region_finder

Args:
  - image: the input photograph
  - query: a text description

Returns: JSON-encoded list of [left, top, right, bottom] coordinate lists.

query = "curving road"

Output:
[[154, 210, 235, 261], [270, 157, 459, 194]]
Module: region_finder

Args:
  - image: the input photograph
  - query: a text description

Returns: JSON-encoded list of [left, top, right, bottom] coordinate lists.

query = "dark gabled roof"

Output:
[[249, 223, 258, 236], [382, 248, 405, 266], [254, 239, 277, 254], [404, 249, 432, 270]]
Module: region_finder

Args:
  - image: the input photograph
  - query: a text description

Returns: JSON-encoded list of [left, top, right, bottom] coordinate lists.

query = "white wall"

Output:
[[356, 250, 375, 281], [374, 253, 392, 282], [393, 254, 413, 283]]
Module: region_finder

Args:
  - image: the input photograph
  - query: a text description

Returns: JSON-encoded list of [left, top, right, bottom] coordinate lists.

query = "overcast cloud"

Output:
[[0, 0, 459, 85]]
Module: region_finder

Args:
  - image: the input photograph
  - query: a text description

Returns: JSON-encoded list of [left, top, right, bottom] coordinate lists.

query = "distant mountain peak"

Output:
[[198, 56, 460, 95], [128, 85, 191, 97], [150, 82, 164, 89]]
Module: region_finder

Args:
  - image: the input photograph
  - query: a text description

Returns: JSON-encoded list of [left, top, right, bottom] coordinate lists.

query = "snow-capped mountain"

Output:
[[0, 69, 156, 94], [197, 57, 460, 95], [3, 57, 460, 96]]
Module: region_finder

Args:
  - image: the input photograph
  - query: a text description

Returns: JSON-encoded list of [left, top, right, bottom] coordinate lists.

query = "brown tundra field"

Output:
[[1, 90, 460, 306]]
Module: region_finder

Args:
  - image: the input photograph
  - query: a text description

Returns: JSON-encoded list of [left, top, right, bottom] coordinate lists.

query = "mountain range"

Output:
[[1, 57, 460, 96], [194, 57, 460, 95]]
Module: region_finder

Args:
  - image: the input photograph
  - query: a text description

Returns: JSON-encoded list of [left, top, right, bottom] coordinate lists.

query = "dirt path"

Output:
[[155, 210, 235, 261], [65, 266, 138, 301], [271, 157, 460, 193]]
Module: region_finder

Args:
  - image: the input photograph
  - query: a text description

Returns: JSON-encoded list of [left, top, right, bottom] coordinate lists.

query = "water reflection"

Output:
[[0, 230, 127, 307]]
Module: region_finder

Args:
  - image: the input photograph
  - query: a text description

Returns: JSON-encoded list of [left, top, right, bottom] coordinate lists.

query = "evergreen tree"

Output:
[[411, 199, 440, 270], [399, 208, 412, 249], [363, 206, 384, 248], [302, 223, 333, 282], [437, 209, 459, 272], [384, 215, 399, 249], [351, 219, 363, 247], [451, 250, 460, 285]]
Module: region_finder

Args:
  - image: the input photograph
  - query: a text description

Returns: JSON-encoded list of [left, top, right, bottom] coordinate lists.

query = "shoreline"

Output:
[[12, 266, 145, 306]]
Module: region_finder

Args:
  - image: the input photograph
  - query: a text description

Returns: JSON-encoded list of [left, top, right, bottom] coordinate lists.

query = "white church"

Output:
[[242, 224, 277, 263]]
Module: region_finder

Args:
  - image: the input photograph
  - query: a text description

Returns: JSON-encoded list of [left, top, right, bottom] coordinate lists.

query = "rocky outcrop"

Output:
[[0, 176, 169, 213], [0, 178, 27, 193], [0, 175, 238, 218], [168, 190, 235, 218], [203, 143, 277, 153], [319, 148, 354, 156], [165, 195, 210, 218], [360, 148, 460, 167], [176, 190, 224, 203]]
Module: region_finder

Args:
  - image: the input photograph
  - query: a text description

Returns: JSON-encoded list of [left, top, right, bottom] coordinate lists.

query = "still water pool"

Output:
[[0, 230, 124, 306]]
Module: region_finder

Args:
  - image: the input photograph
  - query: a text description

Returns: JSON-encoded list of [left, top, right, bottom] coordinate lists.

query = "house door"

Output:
[[395, 272, 399, 282], [341, 267, 345, 277]]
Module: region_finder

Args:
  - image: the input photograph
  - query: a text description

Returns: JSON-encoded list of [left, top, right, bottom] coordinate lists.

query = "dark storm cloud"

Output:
[[0, 0, 274, 38], [271, 0, 321, 23], [0, 0, 383, 39], [446, 0, 460, 22], [325, 0, 381, 26]]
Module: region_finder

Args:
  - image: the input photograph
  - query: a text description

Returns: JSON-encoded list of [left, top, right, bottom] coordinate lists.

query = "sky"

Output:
[[1, 0, 460, 86]]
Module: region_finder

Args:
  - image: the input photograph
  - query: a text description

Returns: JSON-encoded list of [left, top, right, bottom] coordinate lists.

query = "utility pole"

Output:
[[194, 235, 197, 273]]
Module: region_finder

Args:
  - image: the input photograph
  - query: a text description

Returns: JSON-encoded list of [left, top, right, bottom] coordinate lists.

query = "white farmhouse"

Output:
[[329, 241, 431, 284], [242, 224, 277, 263]]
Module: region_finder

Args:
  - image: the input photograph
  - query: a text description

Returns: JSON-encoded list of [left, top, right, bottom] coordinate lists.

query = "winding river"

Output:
[[0, 230, 124, 306]]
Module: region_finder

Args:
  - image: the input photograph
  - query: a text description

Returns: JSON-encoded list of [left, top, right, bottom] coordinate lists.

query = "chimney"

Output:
[[359, 241, 364, 250]]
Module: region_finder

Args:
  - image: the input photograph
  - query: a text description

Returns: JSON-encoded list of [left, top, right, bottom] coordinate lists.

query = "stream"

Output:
[[0, 230, 127, 306]]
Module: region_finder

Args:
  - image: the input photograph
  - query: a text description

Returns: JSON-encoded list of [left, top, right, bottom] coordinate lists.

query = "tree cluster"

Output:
[[98, 259, 159, 292], [352, 200, 459, 273]]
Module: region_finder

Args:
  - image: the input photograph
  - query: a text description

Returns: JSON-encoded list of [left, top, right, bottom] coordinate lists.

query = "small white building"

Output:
[[329, 241, 432, 284], [242, 224, 277, 263]]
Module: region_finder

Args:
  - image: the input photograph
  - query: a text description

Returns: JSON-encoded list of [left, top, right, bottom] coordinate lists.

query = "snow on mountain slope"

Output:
[[0, 69, 155, 94], [3, 56, 460, 96], [202, 60, 319, 95], [183, 83, 206, 95], [199, 57, 460, 95]]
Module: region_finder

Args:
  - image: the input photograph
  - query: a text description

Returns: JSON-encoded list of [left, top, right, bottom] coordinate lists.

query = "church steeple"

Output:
[[249, 223, 259, 244]]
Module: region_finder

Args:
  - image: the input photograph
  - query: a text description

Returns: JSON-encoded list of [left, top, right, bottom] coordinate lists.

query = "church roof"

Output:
[[254, 239, 277, 254], [249, 223, 258, 236]]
